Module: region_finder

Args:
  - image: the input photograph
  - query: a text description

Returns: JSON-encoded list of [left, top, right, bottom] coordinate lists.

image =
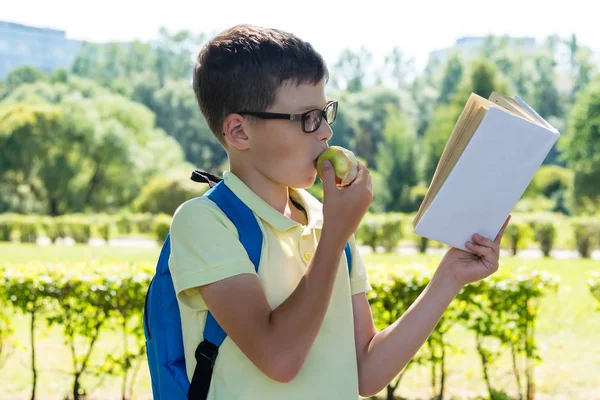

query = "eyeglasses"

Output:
[[237, 100, 338, 133]]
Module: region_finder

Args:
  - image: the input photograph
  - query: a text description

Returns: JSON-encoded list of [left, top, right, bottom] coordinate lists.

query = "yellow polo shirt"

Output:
[[168, 171, 371, 399]]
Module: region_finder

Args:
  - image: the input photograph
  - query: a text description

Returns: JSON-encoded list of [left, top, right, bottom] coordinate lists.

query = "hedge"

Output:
[[0, 262, 569, 400], [2, 212, 600, 258], [0, 213, 171, 244]]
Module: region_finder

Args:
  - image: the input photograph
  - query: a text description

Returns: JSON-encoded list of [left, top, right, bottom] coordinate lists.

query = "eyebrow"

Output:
[[296, 102, 328, 113]]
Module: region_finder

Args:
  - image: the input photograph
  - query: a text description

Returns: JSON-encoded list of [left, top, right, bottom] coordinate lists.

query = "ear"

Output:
[[222, 114, 250, 151]]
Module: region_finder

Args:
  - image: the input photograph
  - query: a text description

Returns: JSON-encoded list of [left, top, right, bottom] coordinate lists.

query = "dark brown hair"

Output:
[[193, 24, 329, 146]]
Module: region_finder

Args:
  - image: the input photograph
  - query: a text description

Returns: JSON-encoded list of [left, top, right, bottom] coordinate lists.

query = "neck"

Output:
[[230, 162, 291, 215]]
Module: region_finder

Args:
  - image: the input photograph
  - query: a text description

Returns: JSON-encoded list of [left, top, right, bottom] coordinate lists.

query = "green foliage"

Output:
[[437, 53, 464, 105], [525, 165, 573, 199], [1, 263, 152, 400], [376, 109, 420, 212], [422, 103, 462, 184], [588, 272, 600, 308], [152, 214, 172, 242], [503, 221, 534, 255], [0, 213, 170, 243], [454, 58, 510, 102], [571, 218, 600, 258], [458, 268, 559, 400], [0, 79, 188, 215], [133, 170, 208, 215], [533, 220, 558, 257], [355, 213, 403, 252], [563, 76, 600, 211]]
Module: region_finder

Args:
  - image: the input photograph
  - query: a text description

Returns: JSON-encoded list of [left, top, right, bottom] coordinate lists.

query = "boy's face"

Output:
[[245, 79, 333, 189]]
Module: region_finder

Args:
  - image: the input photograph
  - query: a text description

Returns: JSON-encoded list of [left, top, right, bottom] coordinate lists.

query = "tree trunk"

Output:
[[122, 317, 128, 400], [511, 344, 523, 400], [84, 164, 102, 206], [476, 333, 493, 399], [49, 197, 58, 217], [30, 311, 37, 400], [439, 335, 446, 400], [73, 371, 81, 400]]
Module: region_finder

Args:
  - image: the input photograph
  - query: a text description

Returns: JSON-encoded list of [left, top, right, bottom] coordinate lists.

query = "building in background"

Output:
[[0, 20, 81, 78]]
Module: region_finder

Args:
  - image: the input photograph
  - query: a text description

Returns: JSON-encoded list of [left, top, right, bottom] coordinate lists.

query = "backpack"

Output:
[[143, 170, 353, 400]]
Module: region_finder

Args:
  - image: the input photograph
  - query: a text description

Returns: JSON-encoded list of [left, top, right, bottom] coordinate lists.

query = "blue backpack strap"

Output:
[[344, 242, 352, 275], [187, 181, 263, 400]]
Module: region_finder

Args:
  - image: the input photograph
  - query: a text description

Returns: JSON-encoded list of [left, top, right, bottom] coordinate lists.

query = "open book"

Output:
[[413, 92, 560, 252]]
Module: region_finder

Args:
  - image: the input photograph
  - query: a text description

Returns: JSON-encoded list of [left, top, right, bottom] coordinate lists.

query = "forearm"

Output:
[[268, 228, 346, 372], [358, 270, 462, 395]]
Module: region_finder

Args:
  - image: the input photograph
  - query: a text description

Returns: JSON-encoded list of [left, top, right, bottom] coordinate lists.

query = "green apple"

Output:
[[316, 146, 359, 187]]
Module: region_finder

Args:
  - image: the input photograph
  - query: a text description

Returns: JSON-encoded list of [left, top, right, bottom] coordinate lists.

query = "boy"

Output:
[[169, 24, 509, 399]]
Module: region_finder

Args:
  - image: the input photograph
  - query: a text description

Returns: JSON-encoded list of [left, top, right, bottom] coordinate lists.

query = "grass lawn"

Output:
[[1, 243, 599, 400]]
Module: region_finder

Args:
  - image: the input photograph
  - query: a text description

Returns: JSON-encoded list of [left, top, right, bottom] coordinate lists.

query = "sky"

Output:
[[3, 0, 599, 70]]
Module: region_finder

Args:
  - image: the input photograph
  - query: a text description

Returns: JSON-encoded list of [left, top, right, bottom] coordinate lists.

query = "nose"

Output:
[[315, 119, 333, 142]]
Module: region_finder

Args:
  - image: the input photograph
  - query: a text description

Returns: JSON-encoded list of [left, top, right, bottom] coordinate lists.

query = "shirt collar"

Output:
[[222, 171, 323, 232]]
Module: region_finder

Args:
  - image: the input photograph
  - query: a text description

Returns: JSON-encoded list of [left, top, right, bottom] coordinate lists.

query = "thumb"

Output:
[[320, 161, 337, 195]]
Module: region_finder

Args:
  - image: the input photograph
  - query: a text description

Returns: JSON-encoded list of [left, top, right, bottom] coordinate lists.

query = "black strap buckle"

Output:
[[195, 340, 219, 368], [190, 170, 223, 188]]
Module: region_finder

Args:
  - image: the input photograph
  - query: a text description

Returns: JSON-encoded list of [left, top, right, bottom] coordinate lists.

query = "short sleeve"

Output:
[[348, 234, 371, 295], [168, 197, 257, 311]]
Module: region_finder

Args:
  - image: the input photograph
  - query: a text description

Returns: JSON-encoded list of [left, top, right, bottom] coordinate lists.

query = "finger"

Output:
[[473, 233, 498, 255], [320, 160, 337, 196], [351, 161, 368, 182], [465, 240, 495, 259], [494, 215, 512, 245]]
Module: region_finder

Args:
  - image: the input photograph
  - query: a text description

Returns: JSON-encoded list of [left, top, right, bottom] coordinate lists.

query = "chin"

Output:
[[289, 173, 318, 189]]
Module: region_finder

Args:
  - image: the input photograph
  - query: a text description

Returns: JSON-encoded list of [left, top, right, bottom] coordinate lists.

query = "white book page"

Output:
[[414, 107, 559, 252]]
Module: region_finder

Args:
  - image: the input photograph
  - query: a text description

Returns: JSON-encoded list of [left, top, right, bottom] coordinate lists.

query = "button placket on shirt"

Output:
[[299, 227, 316, 265]]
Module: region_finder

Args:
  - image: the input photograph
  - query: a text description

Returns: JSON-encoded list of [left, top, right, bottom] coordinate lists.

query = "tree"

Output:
[[531, 52, 562, 119], [422, 103, 463, 185], [383, 47, 415, 88], [375, 108, 420, 212], [150, 80, 226, 170], [0, 80, 187, 214], [346, 87, 404, 168], [562, 76, 600, 212], [455, 59, 509, 101], [332, 48, 373, 92], [5, 66, 47, 94], [437, 53, 464, 105]]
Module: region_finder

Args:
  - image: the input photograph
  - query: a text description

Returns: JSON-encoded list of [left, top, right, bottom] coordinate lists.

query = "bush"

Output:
[[356, 214, 382, 252], [356, 213, 403, 253], [533, 220, 557, 257], [151, 214, 172, 242], [96, 219, 116, 242], [56, 215, 92, 244], [132, 170, 208, 215], [572, 218, 600, 258], [379, 213, 403, 252], [525, 165, 573, 199], [1, 262, 153, 400], [41, 216, 59, 242], [503, 221, 534, 255]]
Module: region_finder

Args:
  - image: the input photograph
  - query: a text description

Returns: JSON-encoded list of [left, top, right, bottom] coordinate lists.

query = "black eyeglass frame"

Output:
[[236, 100, 338, 133]]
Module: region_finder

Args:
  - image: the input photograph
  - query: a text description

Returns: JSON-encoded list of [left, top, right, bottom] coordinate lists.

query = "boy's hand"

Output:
[[437, 215, 511, 289], [320, 160, 373, 245]]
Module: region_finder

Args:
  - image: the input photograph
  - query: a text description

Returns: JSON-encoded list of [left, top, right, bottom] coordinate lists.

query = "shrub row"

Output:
[[3, 211, 600, 257], [0, 213, 171, 244], [355, 212, 600, 258], [0, 262, 586, 400]]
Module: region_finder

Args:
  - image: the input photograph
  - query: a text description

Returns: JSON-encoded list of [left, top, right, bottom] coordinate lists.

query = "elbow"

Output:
[[358, 378, 380, 398], [261, 353, 304, 383], [357, 366, 381, 398]]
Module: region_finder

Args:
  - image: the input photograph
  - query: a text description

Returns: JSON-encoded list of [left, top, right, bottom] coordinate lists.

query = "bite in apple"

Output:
[[316, 146, 359, 187]]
